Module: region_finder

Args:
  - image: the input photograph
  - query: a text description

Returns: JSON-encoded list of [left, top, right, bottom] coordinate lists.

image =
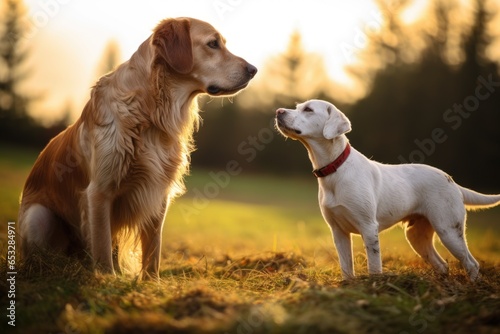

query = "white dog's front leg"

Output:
[[331, 228, 354, 279], [360, 226, 382, 275]]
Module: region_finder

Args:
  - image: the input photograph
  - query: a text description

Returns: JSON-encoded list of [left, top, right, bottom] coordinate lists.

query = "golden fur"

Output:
[[18, 18, 256, 278]]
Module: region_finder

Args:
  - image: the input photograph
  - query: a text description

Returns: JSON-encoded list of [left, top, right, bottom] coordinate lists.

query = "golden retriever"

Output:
[[18, 17, 257, 278]]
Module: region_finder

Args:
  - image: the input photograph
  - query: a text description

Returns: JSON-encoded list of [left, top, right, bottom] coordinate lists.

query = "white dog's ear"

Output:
[[323, 106, 352, 140]]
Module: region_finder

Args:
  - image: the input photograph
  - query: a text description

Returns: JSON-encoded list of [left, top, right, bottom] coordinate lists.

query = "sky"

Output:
[[16, 0, 433, 122]]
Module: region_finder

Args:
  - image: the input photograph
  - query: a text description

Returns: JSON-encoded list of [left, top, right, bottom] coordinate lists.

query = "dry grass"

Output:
[[1, 144, 500, 333], [2, 240, 500, 334]]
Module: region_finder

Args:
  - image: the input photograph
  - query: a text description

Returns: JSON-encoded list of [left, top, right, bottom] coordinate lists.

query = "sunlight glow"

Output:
[[6, 0, 446, 121], [15, 0, 387, 121]]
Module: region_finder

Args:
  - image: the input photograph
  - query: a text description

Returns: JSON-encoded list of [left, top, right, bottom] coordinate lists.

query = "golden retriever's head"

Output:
[[276, 100, 351, 141], [152, 18, 257, 96]]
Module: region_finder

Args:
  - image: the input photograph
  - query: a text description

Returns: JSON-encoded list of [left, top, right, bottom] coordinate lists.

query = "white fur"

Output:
[[276, 99, 500, 281]]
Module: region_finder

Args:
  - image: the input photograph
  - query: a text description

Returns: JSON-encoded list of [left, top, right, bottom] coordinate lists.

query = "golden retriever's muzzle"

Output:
[[207, 63, 257, 96]]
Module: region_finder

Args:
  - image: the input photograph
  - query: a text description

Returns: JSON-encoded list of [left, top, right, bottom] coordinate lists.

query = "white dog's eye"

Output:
[[303, 107, 313, 112], [207, 40, 220, 49]]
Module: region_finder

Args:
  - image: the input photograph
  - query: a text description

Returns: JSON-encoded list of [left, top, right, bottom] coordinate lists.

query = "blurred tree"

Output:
[[240, 30, 339, 109], [192, 31, 342, 175], [0, 0, 68, 148], [348, 0, 500, 190], [0, 0, 32, 126], [453, 0, 500, 188], [96, 40, 121, 79], [347, 0, 421, 159], [460, 0, 493, 76]]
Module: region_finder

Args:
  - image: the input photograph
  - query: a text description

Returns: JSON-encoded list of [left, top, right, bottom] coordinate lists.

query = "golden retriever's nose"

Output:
[[247, 63, 257, 78]]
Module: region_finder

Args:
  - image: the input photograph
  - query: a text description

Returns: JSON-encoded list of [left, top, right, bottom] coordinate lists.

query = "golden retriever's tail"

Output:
[[116, 227, 142, 276], [460, 186, 500, 210]]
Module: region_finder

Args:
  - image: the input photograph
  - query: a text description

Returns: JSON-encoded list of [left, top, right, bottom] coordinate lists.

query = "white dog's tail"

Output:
[[460, 186, 500, 210]]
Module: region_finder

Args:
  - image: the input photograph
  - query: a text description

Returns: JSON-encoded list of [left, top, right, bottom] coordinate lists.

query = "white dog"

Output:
[[276, 99, 500, 281]]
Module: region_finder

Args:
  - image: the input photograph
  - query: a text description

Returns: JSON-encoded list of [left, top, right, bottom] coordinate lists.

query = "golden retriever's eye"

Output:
[[207, 40, 220, 49], [303, 107, 313, 112]]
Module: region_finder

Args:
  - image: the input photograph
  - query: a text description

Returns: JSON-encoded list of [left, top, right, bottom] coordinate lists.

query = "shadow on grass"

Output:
[[1, 248, 499, 334]]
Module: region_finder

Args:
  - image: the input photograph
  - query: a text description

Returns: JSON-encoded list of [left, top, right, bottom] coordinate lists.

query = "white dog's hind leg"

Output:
[[435, 222, 480, 280], [20, 203, 70, 257], [426, 202, 480, 280], [404, 217, 448, 274], [330, 227, 354, 279]]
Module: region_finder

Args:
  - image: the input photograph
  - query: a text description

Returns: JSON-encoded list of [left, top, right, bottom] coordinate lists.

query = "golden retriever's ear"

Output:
[[323, 106, 352, 140], [153, 19, 193, 74]]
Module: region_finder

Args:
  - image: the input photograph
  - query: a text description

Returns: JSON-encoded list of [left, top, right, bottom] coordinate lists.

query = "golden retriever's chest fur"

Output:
[[77, 70, 197, 233], [104, 127, 189, 229], [77, 95, 189, 228]]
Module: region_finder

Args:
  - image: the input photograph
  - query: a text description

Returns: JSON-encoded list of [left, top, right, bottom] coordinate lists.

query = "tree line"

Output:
[[193, 0, 500, 191], [1, 0, 499, 190], [346, 0, 500, 191], [0, 0, 67, 148]]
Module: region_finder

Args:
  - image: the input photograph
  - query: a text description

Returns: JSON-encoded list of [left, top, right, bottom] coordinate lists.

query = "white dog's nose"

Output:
[[276, 108, 286, 115]]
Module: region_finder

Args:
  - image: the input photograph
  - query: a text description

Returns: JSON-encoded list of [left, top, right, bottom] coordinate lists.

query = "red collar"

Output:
[[312, 143, 351, 178]]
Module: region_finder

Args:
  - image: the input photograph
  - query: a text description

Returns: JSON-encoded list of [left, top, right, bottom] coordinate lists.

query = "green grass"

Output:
[[1, 144, 500, 333], [0, 144, 39, 224]]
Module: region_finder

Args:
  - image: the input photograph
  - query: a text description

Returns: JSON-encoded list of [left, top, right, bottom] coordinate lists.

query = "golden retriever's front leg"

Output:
[[87, 184, 114, 274], [140, 228, 162, 280], [140, 197, 168, 280]]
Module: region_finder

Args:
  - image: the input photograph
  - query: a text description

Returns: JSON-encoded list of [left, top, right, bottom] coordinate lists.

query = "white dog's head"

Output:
[[275, 100, 351, 141]]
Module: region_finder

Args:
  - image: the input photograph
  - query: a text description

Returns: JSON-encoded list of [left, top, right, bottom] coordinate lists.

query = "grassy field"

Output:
[[1, 144, 500, 333]]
